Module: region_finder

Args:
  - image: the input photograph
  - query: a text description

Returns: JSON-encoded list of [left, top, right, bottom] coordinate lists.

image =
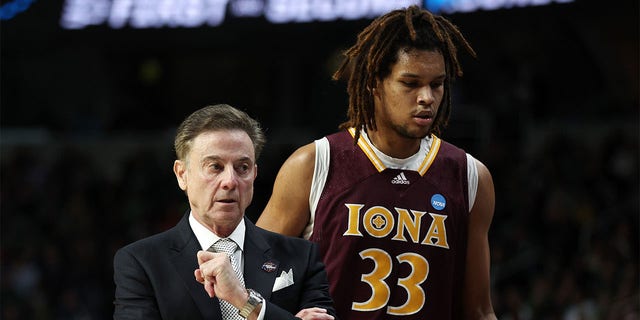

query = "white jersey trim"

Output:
[[466, 153, 478, 210], [305, 134, 479, 240], [305, 137, 330, 240]]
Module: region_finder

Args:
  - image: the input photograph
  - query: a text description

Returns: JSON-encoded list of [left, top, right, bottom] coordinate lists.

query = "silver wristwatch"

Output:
[[238, 288, 263, 318]]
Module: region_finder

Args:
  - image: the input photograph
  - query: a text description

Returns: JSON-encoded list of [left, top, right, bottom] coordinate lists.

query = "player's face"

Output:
[[373, 48, 446, 140], [174, 129, 257, 235]]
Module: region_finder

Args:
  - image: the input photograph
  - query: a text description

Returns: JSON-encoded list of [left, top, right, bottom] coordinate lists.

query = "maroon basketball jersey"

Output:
[[310, 129, 470, 319]]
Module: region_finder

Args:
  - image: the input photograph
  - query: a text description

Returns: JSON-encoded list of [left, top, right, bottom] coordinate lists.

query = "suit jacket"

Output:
[[113, 213, 337, 319]]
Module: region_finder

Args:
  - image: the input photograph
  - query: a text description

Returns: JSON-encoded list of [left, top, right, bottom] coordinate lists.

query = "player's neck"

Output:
[[366, 129, 421, 159]]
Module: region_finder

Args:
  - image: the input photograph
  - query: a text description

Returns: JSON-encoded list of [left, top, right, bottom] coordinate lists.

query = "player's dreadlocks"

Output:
[[333, 5, 476, 143]]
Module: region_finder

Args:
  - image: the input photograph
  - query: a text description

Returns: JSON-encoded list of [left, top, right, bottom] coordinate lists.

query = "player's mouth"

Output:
[[413, 111, 434, 126]]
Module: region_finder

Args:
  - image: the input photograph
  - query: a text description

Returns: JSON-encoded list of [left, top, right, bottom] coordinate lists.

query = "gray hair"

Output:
[[174, 104, 266, 161]]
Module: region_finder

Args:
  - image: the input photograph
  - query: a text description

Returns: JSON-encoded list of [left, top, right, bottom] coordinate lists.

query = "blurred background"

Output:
[[1, 0, 638, 318]]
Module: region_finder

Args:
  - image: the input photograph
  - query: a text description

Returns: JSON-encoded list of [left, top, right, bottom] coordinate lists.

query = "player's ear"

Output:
[[371, 78, 381, 97]]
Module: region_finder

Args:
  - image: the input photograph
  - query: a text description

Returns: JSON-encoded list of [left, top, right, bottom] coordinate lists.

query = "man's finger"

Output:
[[197, 250, 215, 265], [204, 280, 216, 298], [194, 269, 204, 283]]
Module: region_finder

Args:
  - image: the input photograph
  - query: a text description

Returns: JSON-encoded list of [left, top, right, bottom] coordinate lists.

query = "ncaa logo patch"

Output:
[[431, 194, 446, 211], [261, 261, 278, 273]]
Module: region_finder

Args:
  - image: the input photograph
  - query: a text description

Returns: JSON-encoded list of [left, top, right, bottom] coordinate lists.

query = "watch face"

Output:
[[249, 289, 263, 300]]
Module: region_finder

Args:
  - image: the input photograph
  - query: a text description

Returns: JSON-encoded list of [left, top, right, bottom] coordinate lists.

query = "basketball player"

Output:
[[257, 5, 497, 319]]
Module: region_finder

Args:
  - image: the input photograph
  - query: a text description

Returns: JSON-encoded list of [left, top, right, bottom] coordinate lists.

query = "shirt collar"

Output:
[[189, 212, 246, 252]]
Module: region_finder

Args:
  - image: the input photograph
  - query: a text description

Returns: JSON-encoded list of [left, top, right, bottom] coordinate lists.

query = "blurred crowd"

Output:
[[1, 141, 185, 319], [487, 129, 639, 319]]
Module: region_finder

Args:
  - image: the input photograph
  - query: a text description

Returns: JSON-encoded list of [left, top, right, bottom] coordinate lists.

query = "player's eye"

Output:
[[401, 81, 419, 87]]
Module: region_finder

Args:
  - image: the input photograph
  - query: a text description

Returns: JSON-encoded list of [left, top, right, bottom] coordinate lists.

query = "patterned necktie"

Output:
[[208, 238, 244, 320]]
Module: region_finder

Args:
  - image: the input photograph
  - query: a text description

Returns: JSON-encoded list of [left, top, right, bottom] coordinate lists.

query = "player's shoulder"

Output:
[[290, 141, 316, 161], [432, 138, 469, 165], [436, 137, 466, 154], [278, 142, 316, 178]]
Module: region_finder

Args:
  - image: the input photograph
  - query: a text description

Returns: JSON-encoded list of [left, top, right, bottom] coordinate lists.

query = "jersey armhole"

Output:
[[466, 153, 478, 213], [304, 137, 330, 239]]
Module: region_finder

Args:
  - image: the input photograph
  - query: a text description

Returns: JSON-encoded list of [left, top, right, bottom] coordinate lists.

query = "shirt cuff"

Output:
[[255, 297, 266, 320]]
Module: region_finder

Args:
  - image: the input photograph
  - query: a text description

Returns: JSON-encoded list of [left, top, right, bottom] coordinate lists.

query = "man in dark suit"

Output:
[[113, 104, 337, 320]]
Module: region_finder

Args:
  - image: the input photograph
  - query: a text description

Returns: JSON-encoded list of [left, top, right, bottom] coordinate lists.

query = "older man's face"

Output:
[[174, 129, 257, 235]]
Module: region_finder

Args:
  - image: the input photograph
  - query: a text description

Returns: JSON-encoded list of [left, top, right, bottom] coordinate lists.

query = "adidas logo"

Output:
[[391, 172, 410, 185]]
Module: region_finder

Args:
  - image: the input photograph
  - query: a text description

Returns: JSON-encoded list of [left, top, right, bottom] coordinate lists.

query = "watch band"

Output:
[[238, 288, 263, 318]]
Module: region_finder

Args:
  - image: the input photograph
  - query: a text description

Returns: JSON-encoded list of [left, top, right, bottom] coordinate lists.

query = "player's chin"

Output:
[[405, 128, 431, 139], [394, 124, 430, 140]]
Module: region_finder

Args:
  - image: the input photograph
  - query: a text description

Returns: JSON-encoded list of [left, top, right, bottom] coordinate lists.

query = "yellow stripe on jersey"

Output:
[[418, 134, 441, 176], [349, 127, 386, 172]]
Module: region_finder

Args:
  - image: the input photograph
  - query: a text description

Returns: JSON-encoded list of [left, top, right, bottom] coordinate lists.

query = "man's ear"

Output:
[[173, 160, 187, 191], [371, 79, 380, 98]]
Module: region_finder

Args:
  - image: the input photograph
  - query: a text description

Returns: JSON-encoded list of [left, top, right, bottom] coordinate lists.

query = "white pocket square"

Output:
[[272, 268, 294, 292]]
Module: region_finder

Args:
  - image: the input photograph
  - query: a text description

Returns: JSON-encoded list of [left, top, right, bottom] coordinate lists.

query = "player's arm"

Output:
[[256, 142, 316, 237], [464, 159, 497, 320]]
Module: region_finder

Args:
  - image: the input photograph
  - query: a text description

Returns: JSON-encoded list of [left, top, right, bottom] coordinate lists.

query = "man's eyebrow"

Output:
[[201, 155, 254, 163], [202, 155, 221, 162], [434, 73, 447, 80], [399, 72, 420, 78], [399, 72, 447, 79], [236, 156, 253, 164]]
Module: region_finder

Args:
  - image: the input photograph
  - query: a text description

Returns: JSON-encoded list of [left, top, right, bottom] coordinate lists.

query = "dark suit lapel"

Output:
[[243, 218, 279, 300], [169, 213, 222, 320]]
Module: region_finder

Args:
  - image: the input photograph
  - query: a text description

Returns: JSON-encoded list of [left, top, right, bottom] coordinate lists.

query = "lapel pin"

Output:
[[261, 261, 278, 273]]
